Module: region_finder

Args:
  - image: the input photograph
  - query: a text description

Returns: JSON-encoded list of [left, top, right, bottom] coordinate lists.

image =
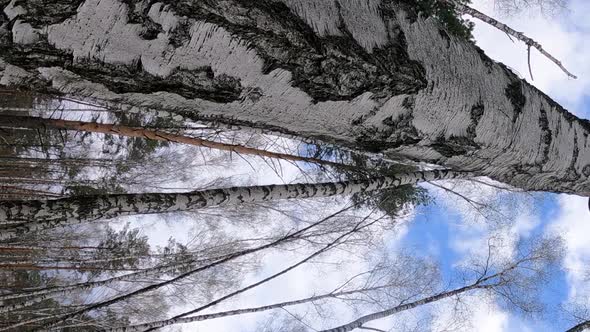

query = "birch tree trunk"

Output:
[[0, 0, 589, 195], [0, 169, 468, 239]]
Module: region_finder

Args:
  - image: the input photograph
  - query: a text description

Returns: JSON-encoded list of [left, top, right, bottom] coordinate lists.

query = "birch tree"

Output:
[[0, 1, 584, 331], [0, 169, 469, 239], [0, 0, 588, 196], [566, 321, 590, 332]]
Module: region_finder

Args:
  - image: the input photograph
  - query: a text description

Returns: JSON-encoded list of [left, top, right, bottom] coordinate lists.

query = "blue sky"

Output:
[[400, 191, 570, 331]]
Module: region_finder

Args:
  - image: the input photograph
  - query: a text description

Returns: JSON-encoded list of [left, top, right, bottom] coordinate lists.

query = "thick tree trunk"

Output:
[[1, 0, 589, 195]]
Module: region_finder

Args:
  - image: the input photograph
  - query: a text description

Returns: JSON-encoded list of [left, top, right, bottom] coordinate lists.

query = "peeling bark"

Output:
[[1, 0, 589, 195]]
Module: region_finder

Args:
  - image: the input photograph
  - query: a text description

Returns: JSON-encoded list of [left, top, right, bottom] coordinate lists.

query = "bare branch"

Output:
[[445, 0, 577, 79]]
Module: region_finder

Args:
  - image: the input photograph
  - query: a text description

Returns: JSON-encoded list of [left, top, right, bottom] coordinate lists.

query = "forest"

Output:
[[1, 0, 590, 331]]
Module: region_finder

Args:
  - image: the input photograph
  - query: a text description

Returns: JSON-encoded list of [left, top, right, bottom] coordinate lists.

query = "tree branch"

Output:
[[445, 0, 577, 79]]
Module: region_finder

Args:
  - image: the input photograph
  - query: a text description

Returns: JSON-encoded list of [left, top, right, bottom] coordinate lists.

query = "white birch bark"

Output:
[[0, 169, 468, 239], [1, 0, 589, 195]]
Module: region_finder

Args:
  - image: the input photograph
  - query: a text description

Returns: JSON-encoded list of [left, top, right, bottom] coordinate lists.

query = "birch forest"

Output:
[[1, 0, 590, 331]]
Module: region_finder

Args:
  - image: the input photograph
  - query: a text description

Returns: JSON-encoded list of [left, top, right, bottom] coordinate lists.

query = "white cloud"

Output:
[[548, 195, 590, 302], [424, 178, 540, 265], [431, 294, 510, 332]]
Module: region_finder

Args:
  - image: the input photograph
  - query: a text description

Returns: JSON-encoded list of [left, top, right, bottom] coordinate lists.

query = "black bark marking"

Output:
[[120, 0, 164, 40], [401, 96, 415, 110], [261, 186, 271, 200], [192, 194, 207, 208], [355, 111, 422, 153], [67, 60, 243, 103], [538, 108, 552, 165], [168, 18, 192, 48], [505, 80, 526, 122], [428, 104, 485, 158], [0, 41, 73, 91], [0, 6, 10, 46], [327, 182, 338, 195], [13, 0, 85, 28], [566, 132, 580, 180], [351, 107, 378, 126], [429, 104, 484, 158], [431, 136, 479, 158], [152, 0, 426, 102], [466, 103, 484, 140]]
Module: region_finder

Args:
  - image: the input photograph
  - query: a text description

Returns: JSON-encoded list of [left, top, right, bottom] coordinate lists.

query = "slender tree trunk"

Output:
[[319, 284, 490, 332], [113, 261, 513, 331], [146, 217, 379, 332], [0, 0, 588, 195], [0, 114, 351, 169], [110, 282, 406, 332], [0, 255, 150, 267], [0, 264, 141, 272], [0, 169, 469, 239], [319, 262, 528, 332], [0, 259, 196, 302]]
